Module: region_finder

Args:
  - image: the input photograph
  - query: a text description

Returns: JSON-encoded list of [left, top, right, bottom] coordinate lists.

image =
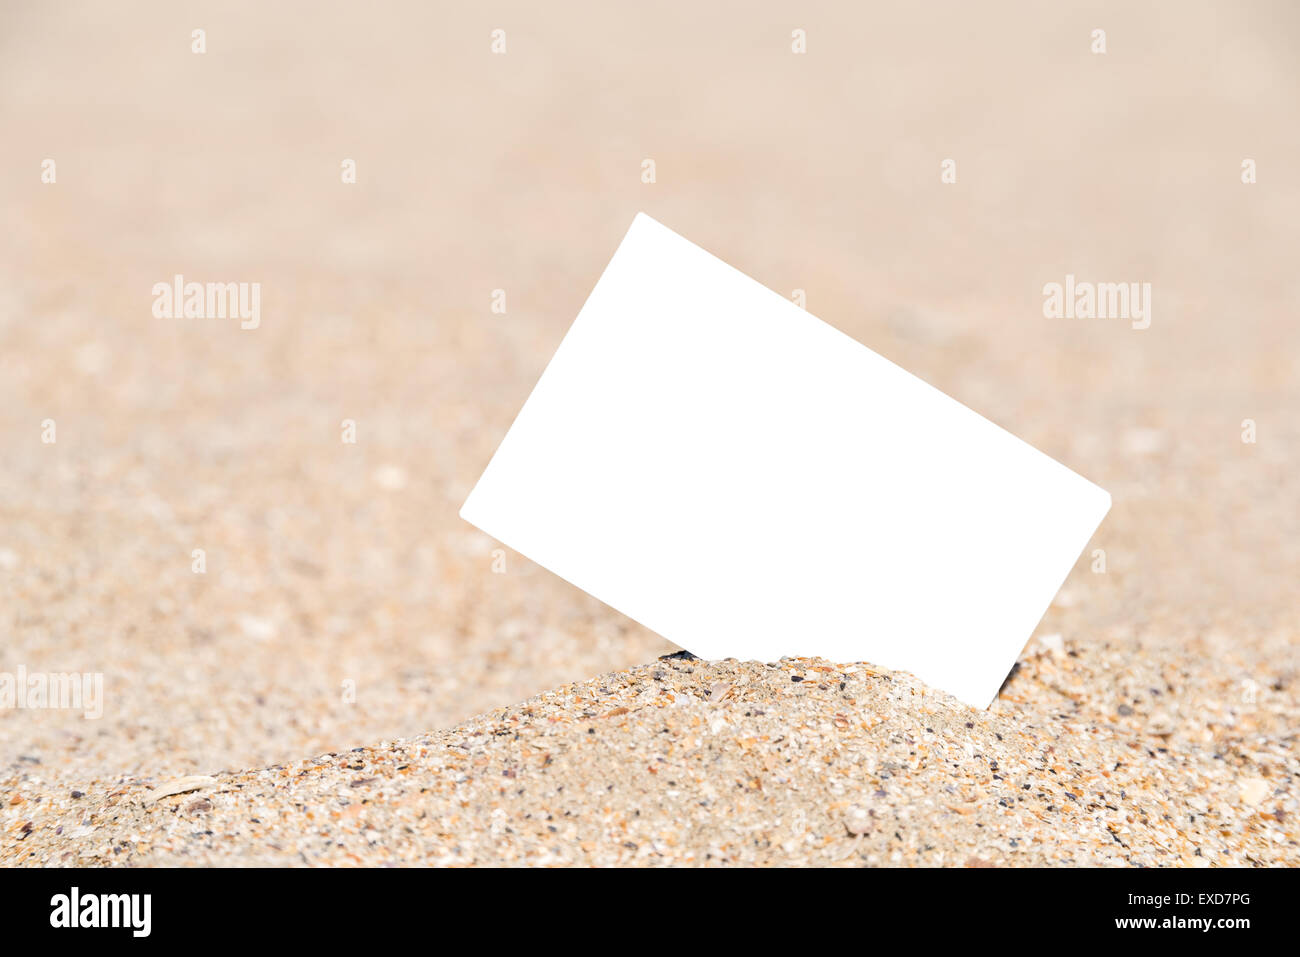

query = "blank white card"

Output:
[[461, 213, 1110, 707]]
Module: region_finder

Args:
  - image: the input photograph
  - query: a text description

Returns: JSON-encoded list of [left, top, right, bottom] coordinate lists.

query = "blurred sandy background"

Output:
[[1, 0, 1297, 792]]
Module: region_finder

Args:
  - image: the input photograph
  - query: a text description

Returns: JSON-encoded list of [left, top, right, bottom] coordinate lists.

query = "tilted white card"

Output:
[[461, 213, 1110, 707]]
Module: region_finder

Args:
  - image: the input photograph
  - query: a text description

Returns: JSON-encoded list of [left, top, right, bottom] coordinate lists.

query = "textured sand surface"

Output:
[[4, 649, 1296, 867], [2, 2, 1298, 866]]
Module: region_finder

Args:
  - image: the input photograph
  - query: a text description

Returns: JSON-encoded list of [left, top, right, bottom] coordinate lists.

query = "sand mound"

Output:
[[4, 644, 1294, 867]]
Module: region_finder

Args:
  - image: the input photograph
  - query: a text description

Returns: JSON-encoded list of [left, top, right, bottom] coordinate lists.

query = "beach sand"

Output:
[[2, 1, 1298, 865], [5, 647, 1296, 866]]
